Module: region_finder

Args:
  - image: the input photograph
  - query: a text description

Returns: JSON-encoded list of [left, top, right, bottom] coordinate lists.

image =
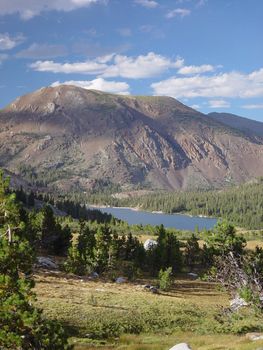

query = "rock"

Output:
[[116, 277, 126, 284], [143, 284, 151, 290], [169, 343, 192, 350], [90, 272, 99, 279], [143, 239, 157, 251], [188, 272, 198, 279], [36, 256, 58, 270], [149, 286, 158, 294], [246, 333, 263, 341], [230, 296, 248, 311]]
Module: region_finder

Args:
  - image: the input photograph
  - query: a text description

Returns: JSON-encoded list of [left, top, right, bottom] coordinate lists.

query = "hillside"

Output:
[[1, 85, 263, 191], [209, 112, 263, 138]]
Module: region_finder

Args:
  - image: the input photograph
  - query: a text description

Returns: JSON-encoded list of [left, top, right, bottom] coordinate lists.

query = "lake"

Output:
[[93, 206, 217, 231]]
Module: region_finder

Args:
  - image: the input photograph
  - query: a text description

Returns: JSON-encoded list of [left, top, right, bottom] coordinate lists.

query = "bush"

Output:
[[158, 267, 173, 291]]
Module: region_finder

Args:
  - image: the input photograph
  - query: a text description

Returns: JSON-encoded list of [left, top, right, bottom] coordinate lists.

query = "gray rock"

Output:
[[230, 296, 248, 311], [36, 256, 58, 269], [188, 272, 198, 279], [116, 277, 126, 284], [143, 284, 151, 290], [246, 332, 263, 341], [169, 343, 192, 350], [143, 239, 157, 251], [90, 272, 99, 278], [149, 286, 158, 294]]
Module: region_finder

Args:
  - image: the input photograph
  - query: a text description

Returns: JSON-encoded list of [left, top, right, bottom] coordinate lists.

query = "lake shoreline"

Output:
[[88, 204, 217, 220], [87, 204, 217, 231]]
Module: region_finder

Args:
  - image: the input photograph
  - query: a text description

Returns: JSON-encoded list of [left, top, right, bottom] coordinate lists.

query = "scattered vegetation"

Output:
[[1, 168, 263, 349]]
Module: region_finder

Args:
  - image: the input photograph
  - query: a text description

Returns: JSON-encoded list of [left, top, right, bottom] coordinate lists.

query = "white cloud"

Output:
[[30, 52, 184, 79], [151, 69, 263, 99], [51, 78, 130, 95], [178, 64, 215, 75], [0, 33, 25, 50], [242, 104, 263, 110], [190, 104, 201, 110], [30, 58, 108, 75], [166, 8, 191, 18], [134, 0, 158, 8], [102, 52, 184, 79], [16, 43, 68, 59], [0, 0, 105, 20], [208, 100, 230, 108]]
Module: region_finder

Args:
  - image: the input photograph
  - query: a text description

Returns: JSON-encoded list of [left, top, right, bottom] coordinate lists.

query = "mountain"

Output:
[[1, 85, 263, 192], [209, 112, 263, 138]]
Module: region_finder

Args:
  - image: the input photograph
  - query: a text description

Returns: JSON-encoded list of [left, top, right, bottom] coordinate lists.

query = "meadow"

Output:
[[34, 270, 263, 350]]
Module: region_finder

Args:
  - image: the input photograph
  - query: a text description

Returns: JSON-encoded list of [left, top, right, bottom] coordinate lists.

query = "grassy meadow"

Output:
[[34, 270, 263, 350]]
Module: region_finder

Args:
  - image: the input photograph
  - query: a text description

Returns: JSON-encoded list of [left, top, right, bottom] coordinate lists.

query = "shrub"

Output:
[[158, 267, 173, 291]]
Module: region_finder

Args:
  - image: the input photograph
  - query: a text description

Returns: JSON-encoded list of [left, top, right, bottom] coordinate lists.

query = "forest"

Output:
[[76, 178, 263, 230]]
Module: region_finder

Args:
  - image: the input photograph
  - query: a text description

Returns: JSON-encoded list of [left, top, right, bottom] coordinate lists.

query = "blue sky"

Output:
[[0, 0, 263, 121]]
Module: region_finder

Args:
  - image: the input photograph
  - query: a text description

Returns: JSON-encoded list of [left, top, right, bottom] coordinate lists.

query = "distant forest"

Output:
[[81, 179, 263, 230]]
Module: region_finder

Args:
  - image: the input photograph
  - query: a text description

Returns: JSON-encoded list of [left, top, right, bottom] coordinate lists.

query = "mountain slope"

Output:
[[209, 112, 263, 138], [0, 85, 263, 191]]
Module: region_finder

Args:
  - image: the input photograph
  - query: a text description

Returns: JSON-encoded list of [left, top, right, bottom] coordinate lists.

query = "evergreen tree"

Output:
[[0, 171, 71, 350], [185, 234, 200, 269], [204, 221, 246, 256], [93, 225, 111, 272]]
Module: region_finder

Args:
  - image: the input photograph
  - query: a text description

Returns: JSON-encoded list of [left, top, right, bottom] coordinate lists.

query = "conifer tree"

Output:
[[0, 170, 71, 350]]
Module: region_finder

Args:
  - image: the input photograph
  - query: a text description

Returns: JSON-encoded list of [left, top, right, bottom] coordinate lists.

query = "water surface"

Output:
[[93, 206, 217, 231]]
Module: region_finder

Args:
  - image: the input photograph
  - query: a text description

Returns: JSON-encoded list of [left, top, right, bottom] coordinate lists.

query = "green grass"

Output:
[[34, 272, 263, 349], [72, 333, 263, 350]]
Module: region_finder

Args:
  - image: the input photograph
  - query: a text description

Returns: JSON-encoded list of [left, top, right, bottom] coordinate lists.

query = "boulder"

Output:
[[36, 256, 58, 270], [90, 272, 99, 279], [116, 277, 126, 284], [143, 284, 151, 290], [246, 332, 263, 341], [143, 239, 157, 251], [150, 286, 158, 294], [230, 296, 248, 311], [169, 343, 192, 350], [188, 272, 198, 279]]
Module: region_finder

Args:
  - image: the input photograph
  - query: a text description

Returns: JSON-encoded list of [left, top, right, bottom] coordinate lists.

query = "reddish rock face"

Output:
[[0, 85, 263, 192]]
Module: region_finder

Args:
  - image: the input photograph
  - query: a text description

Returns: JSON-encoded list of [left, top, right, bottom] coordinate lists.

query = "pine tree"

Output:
[[185, 233, 200, 269], [0, 170, 71, 350], [93, 225, 111, 272]]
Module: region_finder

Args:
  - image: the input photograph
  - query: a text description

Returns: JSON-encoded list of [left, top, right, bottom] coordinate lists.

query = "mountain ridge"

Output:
[[1, 85, 263, 192]]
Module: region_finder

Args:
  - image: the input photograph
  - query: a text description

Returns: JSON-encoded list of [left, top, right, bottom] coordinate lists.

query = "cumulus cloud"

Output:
[[208, 100, 230, 108], [151, 69, 263, 99], [16, 43, 68, 59], [30, 52, 184, 79], [30, 58, 108, 75], [134, 0, 158, 8], [178, 64, 215, 75], [102, 52, 184, 79], [51, 78, 130, 95], [166, 8, 191, 18], [242, 104, 263, 110], [0, 33, 25, 50], [0, 0, 105, 20]]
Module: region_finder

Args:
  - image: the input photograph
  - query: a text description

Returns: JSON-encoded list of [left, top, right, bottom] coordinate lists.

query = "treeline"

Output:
[[14, 187, 116, 224], [65, 223, 184, 278]]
